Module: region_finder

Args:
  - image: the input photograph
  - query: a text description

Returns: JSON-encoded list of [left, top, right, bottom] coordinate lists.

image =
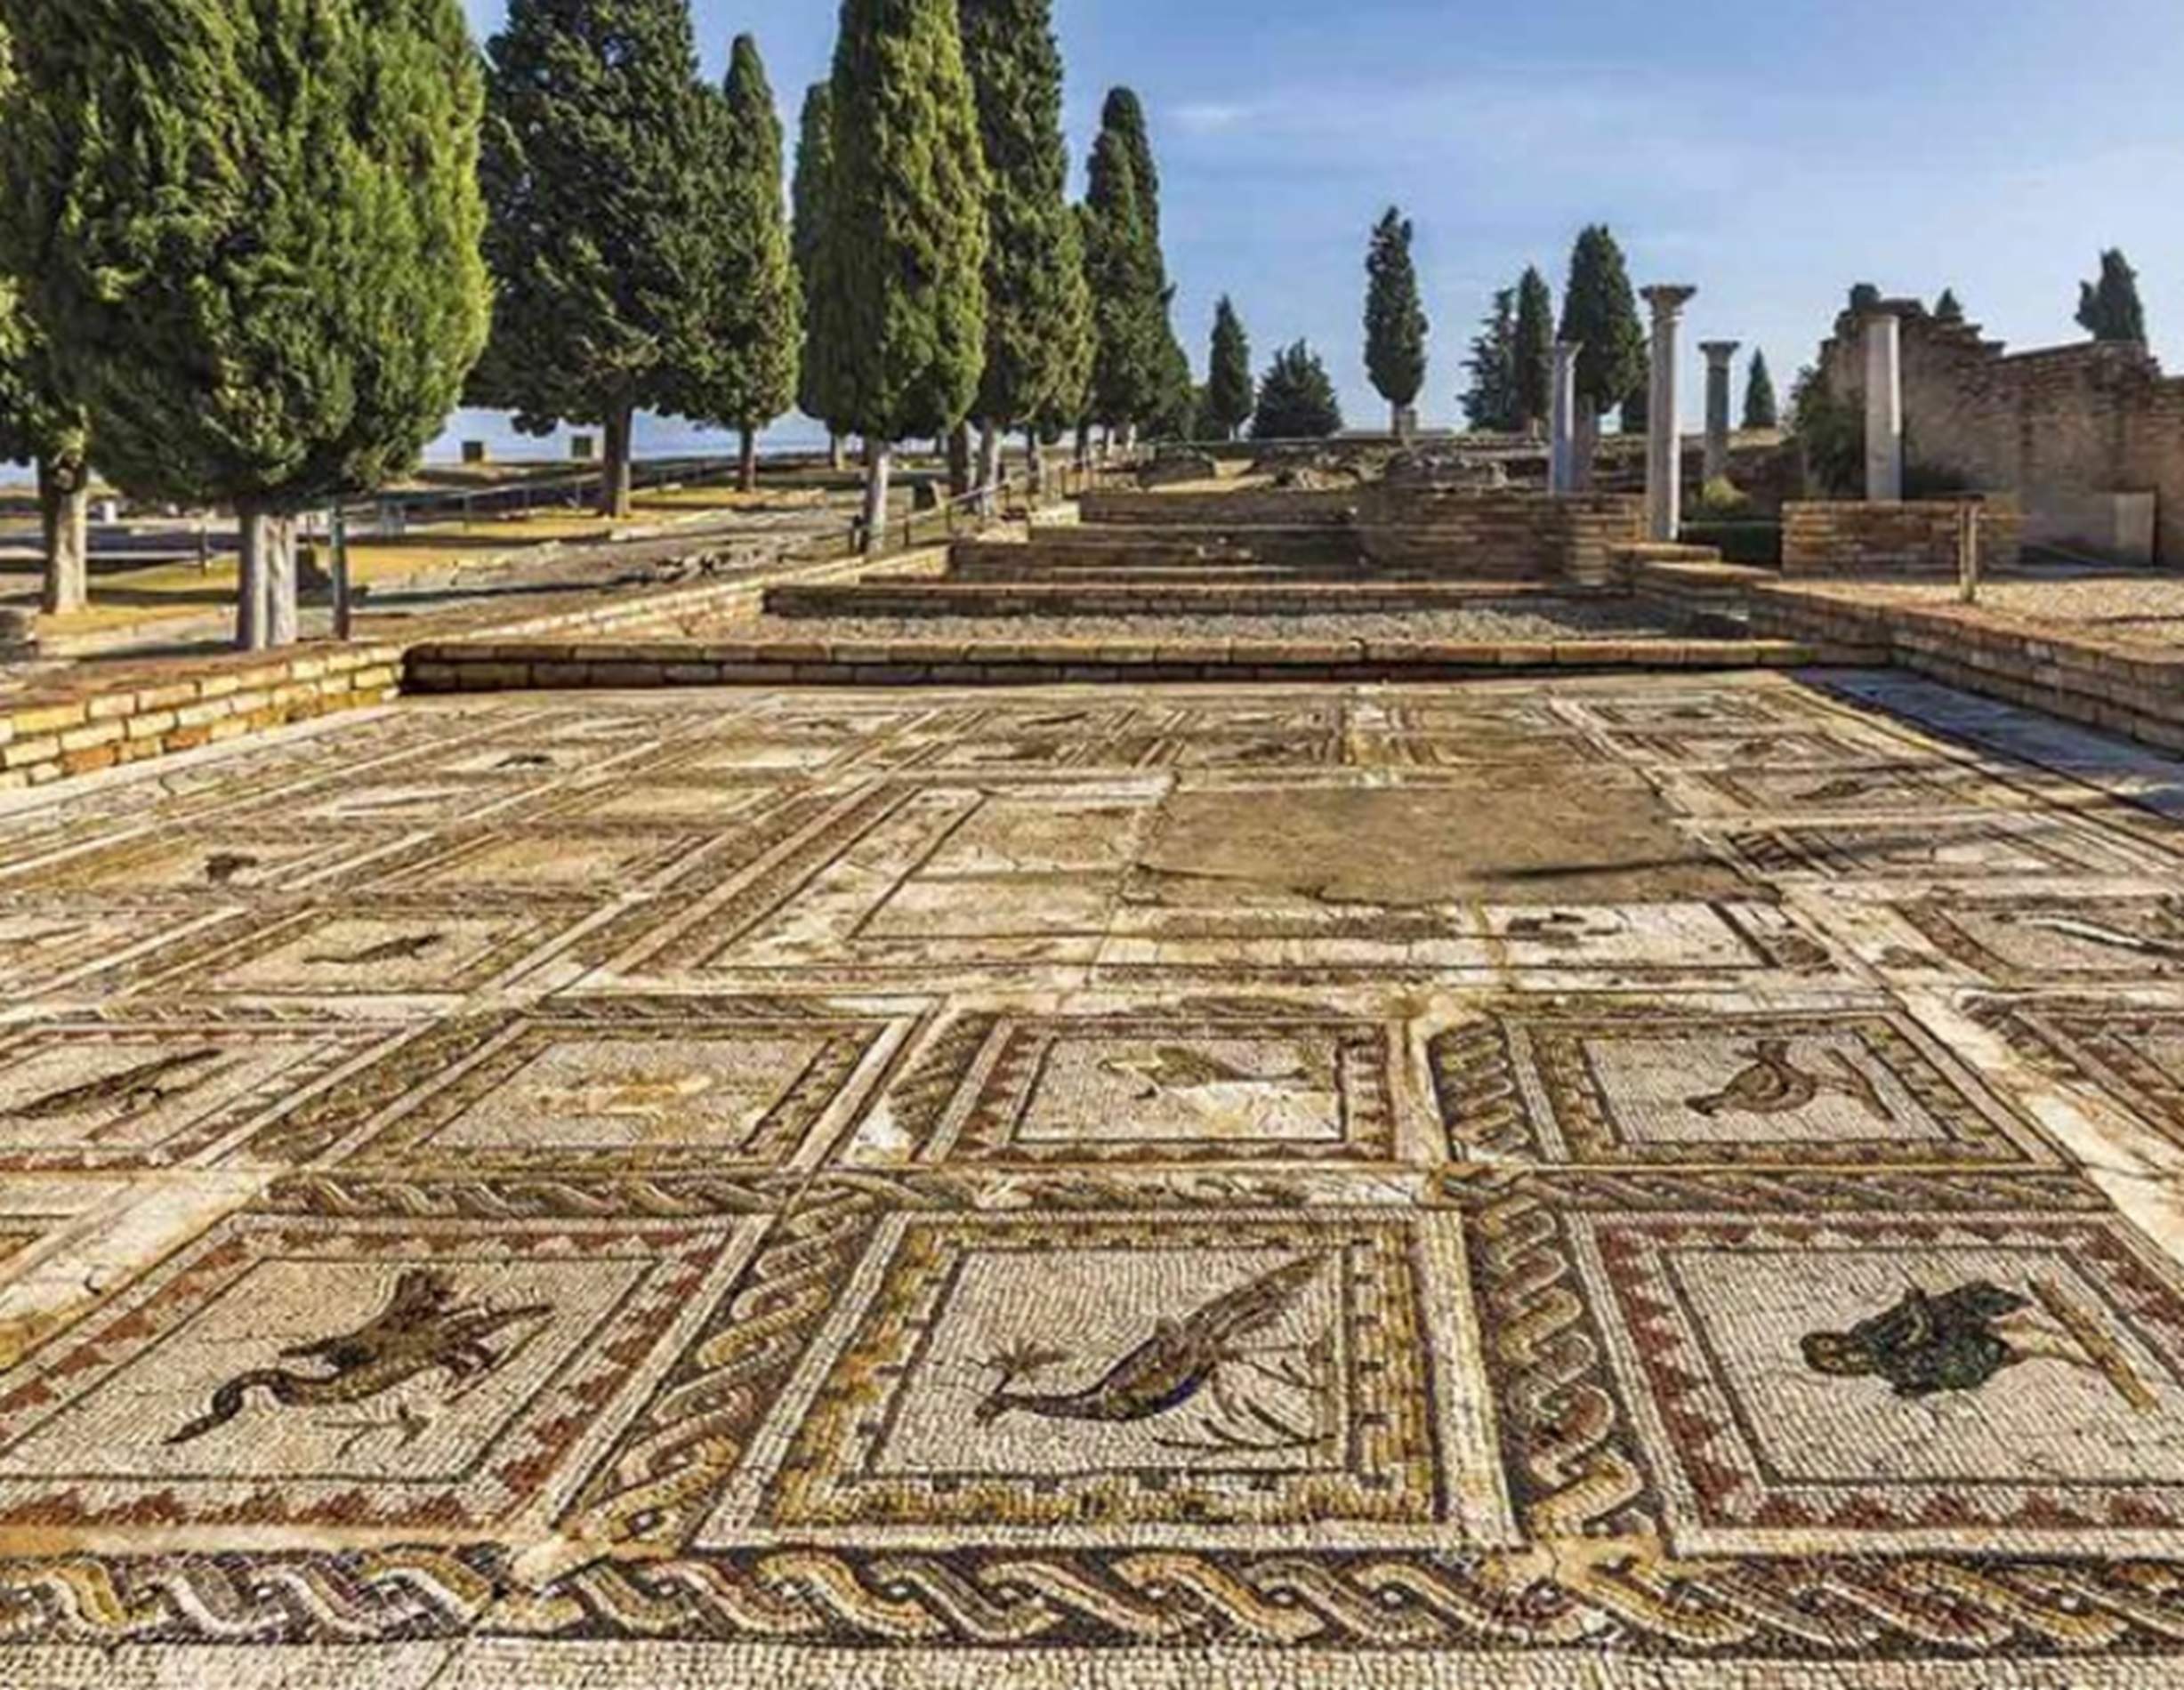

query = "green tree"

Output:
[[1790, 364, 1863, 495], [2077, 249, 2148, 343], [477, 0, 721, 520], [1082, 123, 1165, 435], [695, 36, 801, 493], [1252, 341, 1343, 440], [959, 0, 1092, 502], [0, 285, 91, 616], [826, 0, 990, 552], [1205, 295, 1254, 440], [1364, 207, 1429, 431], [1460, 287, 1518, 432], [792, 82, 850, 470], [1086, 87, 1184, 440], [1742, 350, 1779, 431], [1558, 225, 1643, 479], [1512, 266, 1555, 435], [4, 0, 490, 649], [1934, 288, 1966, 326]]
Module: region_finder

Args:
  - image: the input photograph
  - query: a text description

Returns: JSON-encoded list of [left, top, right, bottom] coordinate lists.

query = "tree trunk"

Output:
[[35, 452, 89, 616], [265, 512, 300, 648], [1573, 410, 1600, 492], [600, 404, 635, 519], [737, 424, 759, 494], [976, 422, 1003, 518], [828, 431, 847, 473], [1026, 431, 1046, 500], [235, 504, 270, 652], [860, 438, 893, 559], [946, 422, 972, 501], [1076, 422, 1092, 468]]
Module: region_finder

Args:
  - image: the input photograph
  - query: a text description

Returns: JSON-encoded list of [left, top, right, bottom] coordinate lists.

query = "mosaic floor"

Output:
[[8, 670, 2184, 1686]]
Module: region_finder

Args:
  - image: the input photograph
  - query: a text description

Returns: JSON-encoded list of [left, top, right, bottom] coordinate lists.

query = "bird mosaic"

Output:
[[1687, 1038, 1893, 1123], [166, 1269, 552, 1447]]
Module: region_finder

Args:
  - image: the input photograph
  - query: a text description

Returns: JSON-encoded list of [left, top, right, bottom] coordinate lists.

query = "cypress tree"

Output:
[[3, 0, 490, 649], [477, 0, 721, 521], [692, 36, 801, 493], [1087, 87, 1183, 439], [1742, 350, 1779, 431], [1206, 296, 1254, 441], [1083, 125, 1165, 435], [1512, 266, 1554, 436], [1460, 288, 1519, 433], [1558, 225, 1644, 479], [827, 0, 990, 553], [1934, 288, 1966, 326], [1252, 342, 1343, 440], [2077, 249, 2148, 344], [959, 0, 1092, 500], [1364, 207, 1429, 432], [792, 82, 850, 470]]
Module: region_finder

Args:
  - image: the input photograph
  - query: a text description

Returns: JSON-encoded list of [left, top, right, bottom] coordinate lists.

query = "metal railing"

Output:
[[783, 441, 1151, 567]]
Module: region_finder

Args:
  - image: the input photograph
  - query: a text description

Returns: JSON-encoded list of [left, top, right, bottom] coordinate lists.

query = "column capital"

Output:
[[1700, 339, 1742, 363], [1552, 338, 1584, 358], [1641, 284, 1698, 318]]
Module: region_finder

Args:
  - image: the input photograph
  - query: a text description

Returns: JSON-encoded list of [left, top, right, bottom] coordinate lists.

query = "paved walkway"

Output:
[[3, 671, 2184, 1685]]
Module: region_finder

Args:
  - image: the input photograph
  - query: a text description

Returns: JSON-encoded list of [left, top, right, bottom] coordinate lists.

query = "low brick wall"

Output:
[[764, 582, 1587, 619], [1073, 488, 1644, 583], [1622, 554, 2184, 754], [0, 550, 879, 792], [405, 632, 1828, 691], [0, 643, 403, 791], [948, 529, 1350, 576], [1782, 500, 2024, 578], [1077, 490, 1360, 527], [1355, 491, 1644, 583]]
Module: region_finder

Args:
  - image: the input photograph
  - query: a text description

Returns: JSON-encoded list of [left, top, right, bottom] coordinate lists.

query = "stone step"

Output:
[[765, 582, 1590, 619]]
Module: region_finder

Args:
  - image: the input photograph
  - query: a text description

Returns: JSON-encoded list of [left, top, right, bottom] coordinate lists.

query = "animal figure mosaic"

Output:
[[1688, 1038, 1892, 1123], [166, 1269, 552, 1446], [3, 1048, 222, 1122], [977, 1256, 1327, 1451]]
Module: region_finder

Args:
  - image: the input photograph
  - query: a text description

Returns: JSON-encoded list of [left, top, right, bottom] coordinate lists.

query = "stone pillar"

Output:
[[1640, 286, 1697, 542], [1701, 341, 1740, 486], [1549, 341, 1583, 495], [1863, 310, 1904, 502]]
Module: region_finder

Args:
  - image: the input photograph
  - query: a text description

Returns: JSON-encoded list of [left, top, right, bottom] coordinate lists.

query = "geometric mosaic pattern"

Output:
[[4, 673, 2184, 1683]]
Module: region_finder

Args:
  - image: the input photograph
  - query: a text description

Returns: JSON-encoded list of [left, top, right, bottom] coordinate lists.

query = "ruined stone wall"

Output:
[[1819, 302, 2184, 563], [1781, 499, 2023, 578]]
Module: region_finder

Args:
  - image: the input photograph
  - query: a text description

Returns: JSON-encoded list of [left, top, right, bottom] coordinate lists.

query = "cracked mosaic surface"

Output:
[[4, 672, 2184, 1686]]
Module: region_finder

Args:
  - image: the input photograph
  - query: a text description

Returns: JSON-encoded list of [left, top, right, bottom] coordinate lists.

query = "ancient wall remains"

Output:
[[1781, 499, 2023, 579], [1818, 301, 2184, 563]]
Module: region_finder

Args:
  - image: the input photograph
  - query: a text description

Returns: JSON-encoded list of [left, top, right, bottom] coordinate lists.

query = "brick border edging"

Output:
[[403, 634, 1857, 692], [0, 549, 881, 791], [1624, 557, 2184, 754]]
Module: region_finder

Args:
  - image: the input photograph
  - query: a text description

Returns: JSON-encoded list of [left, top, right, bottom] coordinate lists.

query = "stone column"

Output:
[[1701, 341, 1740, 486], [1863, 310, 1904, 501], [1640, 286, 1697, 542], [1549, 341, 1583, 495]]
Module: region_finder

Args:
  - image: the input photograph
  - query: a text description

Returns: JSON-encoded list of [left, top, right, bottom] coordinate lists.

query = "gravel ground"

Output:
[[720, 598, 1712, 645], [1799, 570, 2184, 653]]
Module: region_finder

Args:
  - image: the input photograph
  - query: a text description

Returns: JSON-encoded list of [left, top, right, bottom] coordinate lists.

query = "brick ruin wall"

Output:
[[1819, 302, 2184, 564], [1781, 500, 2024, 578], [1076, 488, 1645, 582]]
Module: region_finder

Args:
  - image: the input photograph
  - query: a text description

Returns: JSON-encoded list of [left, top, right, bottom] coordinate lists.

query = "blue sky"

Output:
[[456, 0, 2184, 436]]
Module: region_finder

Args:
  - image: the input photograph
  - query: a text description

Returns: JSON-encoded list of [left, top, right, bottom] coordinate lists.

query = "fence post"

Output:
[[330, 506, 352, 640], [1957, 501, 1982, 606]]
